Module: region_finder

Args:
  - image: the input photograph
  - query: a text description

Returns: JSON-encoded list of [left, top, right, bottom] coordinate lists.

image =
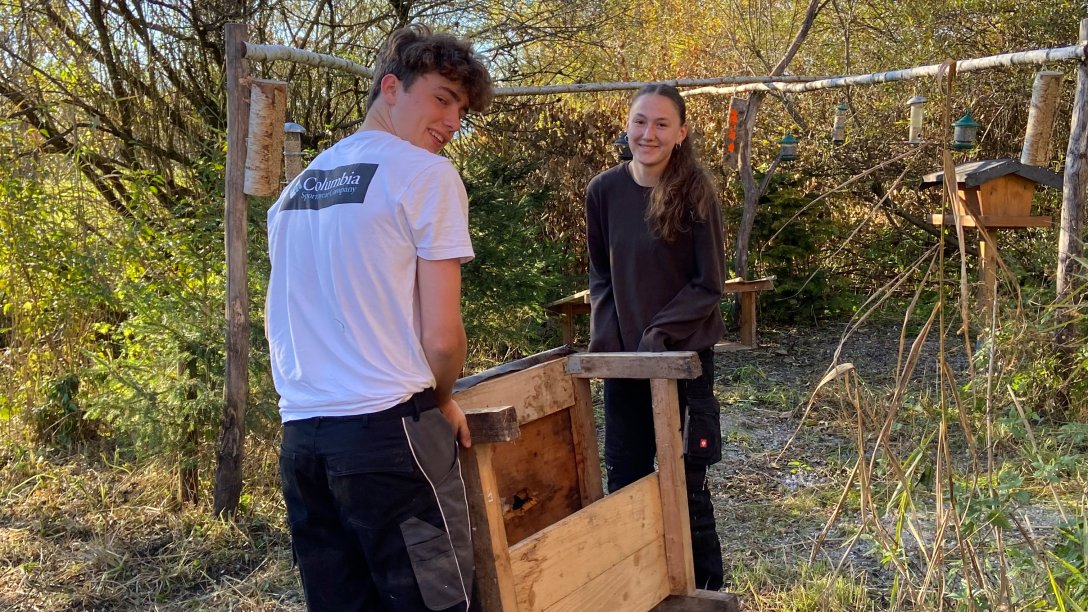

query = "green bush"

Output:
[[458, 149, 582, 370]]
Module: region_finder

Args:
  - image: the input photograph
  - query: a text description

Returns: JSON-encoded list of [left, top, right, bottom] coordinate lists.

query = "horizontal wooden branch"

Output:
[[494, 75, 832, 97], [244, 43, 373, 78], [241, 40, 1085, 100], [684, 44, 1087, 97], [565, 352, 701, 380]]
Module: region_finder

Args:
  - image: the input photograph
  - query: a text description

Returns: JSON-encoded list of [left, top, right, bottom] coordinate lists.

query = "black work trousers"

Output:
[[280, 390, 473, 611], [603, 349, 724, 591]]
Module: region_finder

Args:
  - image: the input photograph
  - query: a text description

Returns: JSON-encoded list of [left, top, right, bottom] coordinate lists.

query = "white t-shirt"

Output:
[[265, 130, 474, 422]]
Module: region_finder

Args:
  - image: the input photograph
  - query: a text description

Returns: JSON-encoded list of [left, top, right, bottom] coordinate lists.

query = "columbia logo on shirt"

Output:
[[284, 163, 379, 211]]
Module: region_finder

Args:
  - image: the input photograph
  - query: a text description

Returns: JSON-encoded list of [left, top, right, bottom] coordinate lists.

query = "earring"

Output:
[[675, 142, 681, 151]]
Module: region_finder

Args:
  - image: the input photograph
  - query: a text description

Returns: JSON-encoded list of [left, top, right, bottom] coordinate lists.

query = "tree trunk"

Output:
[[733, 0, 825, 279]]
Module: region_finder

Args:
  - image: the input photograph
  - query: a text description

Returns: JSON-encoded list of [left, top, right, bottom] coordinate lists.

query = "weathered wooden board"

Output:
[[569, 377, 604, 506], [651, 590, 741, 612], [650, 378, 695, 595], [492, 408, 583, 545], [929, 214, 1052, 229], [455, 358, 575, 424], [464, 405, 519, 444], [461, 444, 518, 611], [509, 474, 663, 611], [541, 539, 670, 612], [565, 352, 701, 380]]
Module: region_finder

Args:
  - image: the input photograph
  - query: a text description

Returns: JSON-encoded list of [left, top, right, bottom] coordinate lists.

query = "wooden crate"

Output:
[[456, 351, 738, 612]]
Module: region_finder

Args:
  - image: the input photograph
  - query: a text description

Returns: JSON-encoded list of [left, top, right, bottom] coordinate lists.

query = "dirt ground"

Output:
[[707, 320, 973, 598]]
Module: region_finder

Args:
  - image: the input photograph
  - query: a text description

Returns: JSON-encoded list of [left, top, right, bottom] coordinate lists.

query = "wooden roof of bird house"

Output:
[[919, 158, 1062, 190]]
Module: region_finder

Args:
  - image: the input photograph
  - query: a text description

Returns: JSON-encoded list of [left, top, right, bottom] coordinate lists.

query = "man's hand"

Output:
[[438, 398, 471, 448]]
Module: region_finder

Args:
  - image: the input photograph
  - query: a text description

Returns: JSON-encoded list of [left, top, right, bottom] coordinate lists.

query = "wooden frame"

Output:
[[456, 351, 738, 612]]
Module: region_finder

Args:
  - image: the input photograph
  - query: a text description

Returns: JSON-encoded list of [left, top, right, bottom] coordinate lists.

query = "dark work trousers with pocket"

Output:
[[603, 349, 724, 591], [280, 389, 474, 611]]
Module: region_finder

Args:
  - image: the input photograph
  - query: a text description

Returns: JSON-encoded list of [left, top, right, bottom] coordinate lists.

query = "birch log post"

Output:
[[1055, 19, 1088, 355], [243, 79, 288, 196], [214, 22, 251, 517], [1021, 71, 1064, 167]]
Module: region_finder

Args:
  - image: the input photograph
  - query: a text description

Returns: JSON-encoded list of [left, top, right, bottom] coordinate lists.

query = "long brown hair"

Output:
[[632, 84, 716, 242]]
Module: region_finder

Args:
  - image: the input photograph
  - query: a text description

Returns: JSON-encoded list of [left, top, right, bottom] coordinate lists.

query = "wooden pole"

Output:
[[214, 22, 251, 517], [979, 234, 998, 318], [1055, 19, 1088, 355]]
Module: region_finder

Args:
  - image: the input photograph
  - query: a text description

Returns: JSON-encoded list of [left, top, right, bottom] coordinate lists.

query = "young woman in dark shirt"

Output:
[[585, 84, 726, 590]]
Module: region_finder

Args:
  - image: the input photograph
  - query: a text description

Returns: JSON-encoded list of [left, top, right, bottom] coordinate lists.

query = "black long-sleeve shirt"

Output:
[[586, 162, 726, 353]]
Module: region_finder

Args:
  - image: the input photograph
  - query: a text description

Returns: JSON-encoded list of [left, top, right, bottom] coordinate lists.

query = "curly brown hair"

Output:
[[367, 24, 493, 114]]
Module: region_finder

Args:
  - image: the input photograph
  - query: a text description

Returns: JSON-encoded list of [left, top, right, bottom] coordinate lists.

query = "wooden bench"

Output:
[[544, 290, 591, 346], [546, 275, 774, 351], [456, 351, 739, 612], [722, 276, 775, 348]]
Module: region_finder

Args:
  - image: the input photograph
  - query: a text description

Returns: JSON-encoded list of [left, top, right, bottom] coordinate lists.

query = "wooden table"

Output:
[[723, 276, 775, 348], [544, 290, 591, 346]]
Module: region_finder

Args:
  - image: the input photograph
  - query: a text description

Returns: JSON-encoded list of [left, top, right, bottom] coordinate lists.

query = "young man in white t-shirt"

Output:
[[265, 25, 492, 611]]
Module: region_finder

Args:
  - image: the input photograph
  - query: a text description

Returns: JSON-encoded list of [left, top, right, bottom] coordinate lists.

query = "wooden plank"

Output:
[[492, 409, 583, 545], [460, 444, 519, 612], [712, 341, 752, 353], [455, 346, 574, 393], [929, 214, 1053, 229], [542, 538, 670, 612], [569, 377, 604, 505], [722, 277, 774, 293], [565, 352, 701, 380], [455, 358, 575, 424], [650, 378, 695, 595], [509, 475, 663, 611], [544, 289, 591, 309], [464, 405, 520, 444], [651, 590, 741, 612]]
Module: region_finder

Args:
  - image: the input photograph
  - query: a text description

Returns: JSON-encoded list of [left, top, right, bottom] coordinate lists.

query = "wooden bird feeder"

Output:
[[922, 159, 1059, 229], [455, 349, 739, 612], [923, 159, 1060, 313]]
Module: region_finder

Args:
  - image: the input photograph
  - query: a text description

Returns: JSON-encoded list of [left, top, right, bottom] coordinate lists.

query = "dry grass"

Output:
[[0, 437, 302, 611]]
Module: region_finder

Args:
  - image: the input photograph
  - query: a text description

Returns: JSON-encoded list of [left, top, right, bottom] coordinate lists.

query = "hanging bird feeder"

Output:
[[779, 133, 799, 161], [907, 95, 927, 143], [831, 102, 848, 145], [952, 110, 981, 151], [613, 131, 632, 161], [283, 122, 306, 182]]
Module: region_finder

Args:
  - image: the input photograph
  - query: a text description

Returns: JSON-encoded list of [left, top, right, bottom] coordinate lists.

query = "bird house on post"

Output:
[[922, 159, 1060, 314], [922, 159, 1060, 229]]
